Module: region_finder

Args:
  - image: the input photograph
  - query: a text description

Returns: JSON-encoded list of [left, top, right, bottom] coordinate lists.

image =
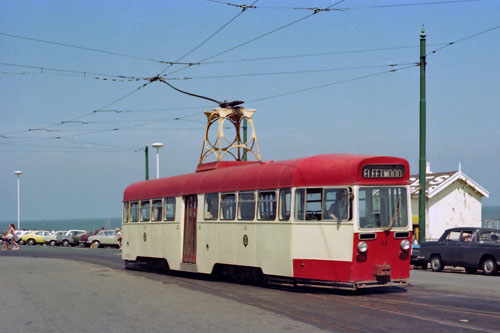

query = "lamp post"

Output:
[[151, 142, 164, 179], [14, 170, 23, 230]]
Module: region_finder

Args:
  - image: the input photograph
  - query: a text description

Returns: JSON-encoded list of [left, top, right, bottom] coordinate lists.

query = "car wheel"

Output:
[[62, 240, 70, 247], [482, 258, 498, 276], [430, 255, 443, 272], [18, 240, 25, 245], [49, 240, 56, 246], [27, 239, 35, 246], [91, 240, 101, 248], [465, 267, 477, 274]]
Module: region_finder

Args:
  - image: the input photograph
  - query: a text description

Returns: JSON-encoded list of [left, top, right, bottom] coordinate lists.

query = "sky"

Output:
[[1, 0, 499, 221]]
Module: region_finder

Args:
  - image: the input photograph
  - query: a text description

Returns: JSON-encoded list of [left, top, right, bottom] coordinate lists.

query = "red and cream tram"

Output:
[[122, 154, 412, 289]]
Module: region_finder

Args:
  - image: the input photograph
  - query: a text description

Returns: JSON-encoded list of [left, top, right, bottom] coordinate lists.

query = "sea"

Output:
[[1, 217, 122, 232]]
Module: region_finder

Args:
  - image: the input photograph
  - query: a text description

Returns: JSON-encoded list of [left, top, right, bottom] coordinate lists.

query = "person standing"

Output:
[[9, 224, 19, 251], [115, 228, 122, 251]]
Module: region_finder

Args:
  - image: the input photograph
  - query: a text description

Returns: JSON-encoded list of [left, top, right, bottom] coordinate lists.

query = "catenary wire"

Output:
[[0, 32, 199, 66], [157, 0, 259, 76], [428, 24, 500, 56], [248, 64, 418, 103]]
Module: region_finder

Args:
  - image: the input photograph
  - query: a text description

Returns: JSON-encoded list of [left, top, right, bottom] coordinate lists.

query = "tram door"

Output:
[[183, 195, 197, 264]]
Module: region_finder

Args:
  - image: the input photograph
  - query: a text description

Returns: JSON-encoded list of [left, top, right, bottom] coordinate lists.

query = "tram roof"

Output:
[[123, 154, 410, 201]]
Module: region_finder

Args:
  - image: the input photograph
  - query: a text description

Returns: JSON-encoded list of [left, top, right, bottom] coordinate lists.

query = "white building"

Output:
[[410, 163, 489, 241]]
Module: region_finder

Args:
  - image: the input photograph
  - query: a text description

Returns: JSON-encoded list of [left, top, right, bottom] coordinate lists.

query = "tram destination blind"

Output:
[[362, 164, 404, 179]]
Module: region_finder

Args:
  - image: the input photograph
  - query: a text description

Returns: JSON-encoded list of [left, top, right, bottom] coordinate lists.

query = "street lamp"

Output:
[[151, 142, 164, 179], [14, 170, 23, 230]]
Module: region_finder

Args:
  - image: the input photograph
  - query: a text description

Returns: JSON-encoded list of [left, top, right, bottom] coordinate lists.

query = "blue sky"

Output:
[[1, 0, 499, 220]]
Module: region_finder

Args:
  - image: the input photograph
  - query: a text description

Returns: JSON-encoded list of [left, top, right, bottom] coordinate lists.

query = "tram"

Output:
[[122, 154, 412, 289]]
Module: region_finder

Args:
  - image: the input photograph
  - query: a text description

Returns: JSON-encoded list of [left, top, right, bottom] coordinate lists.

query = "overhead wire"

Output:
[[208, 0, 483, 11], [199, 44, 448, 64], [248, 64, 419, 103], [0, 61, 148, 81], [0, 32, 200, 66], [427, 24, 500, 56], [157, 0, 260, 76], [184, 62, 416, 80]]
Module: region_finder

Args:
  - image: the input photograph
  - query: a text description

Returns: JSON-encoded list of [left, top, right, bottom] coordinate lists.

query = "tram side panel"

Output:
[[255, 223, 293, 277], [291, 223, 355, 282], [197, 222, 258, 274]]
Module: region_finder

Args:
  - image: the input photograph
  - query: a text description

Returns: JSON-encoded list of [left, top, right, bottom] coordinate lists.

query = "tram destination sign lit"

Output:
[[362, 164, 405, 179]]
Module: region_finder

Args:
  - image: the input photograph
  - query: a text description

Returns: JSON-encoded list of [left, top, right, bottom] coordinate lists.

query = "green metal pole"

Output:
[[242, 118, 248, 161], [145, 145, 149, 180], [418, 26, 427, 243]]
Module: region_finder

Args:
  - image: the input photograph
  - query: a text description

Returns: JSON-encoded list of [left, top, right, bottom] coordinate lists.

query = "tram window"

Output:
[[279, 188, 291, 221], [306, 189, 322, 221], [295, 189, 305, 221], [130, 202, 139, 222], [221, 193, 236, 220], [204, 193, 219, 220], [123, 202, 129, 223], [323, 188, 351, 221], [258, 191, 277, 221], [359, 187, 408, 229], [164, 197, 176, 221], [238, 192, 255, 220], [140, 200, 151, 222], [152, 199, 162, 221]]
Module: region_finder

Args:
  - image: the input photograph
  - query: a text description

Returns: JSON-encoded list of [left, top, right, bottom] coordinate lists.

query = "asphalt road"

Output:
[[1, 246, 499, 332]]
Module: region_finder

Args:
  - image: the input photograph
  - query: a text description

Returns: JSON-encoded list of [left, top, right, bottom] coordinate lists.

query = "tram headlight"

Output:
[[357, 241, 368, 253], [400, 239, 410, 251]]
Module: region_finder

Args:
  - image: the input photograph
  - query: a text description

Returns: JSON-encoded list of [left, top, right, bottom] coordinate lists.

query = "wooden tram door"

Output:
[[183, 195, 197, 264]]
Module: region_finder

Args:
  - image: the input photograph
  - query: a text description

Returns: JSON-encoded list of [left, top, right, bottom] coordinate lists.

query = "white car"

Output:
[[88, 230, 118, 248], [43, 230, 67, 246], [15, 230, 32, 245], [61, 230, 86, 247]]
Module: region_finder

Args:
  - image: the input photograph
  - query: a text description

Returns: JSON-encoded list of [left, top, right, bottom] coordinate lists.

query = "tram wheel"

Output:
[[430, 255, 443, 272]]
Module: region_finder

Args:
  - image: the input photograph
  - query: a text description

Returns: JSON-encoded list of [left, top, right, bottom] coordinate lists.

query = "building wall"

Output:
[[425, 179, 482, 240]]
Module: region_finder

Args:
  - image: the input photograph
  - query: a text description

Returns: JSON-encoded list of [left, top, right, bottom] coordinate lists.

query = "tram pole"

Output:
[[418, 26, 427, 243], [242, 118, 248, 161], [145, 145, 149, 180]]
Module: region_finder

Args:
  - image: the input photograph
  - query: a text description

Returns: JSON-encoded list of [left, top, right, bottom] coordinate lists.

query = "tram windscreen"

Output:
[[358, 187, 408, 229]]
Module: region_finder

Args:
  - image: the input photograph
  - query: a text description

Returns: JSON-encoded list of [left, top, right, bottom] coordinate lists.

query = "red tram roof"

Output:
[[123, 154, 410, 201]]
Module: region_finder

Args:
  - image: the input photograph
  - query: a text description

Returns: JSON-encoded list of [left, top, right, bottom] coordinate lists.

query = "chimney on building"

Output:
[[426, 162, 432, 174]]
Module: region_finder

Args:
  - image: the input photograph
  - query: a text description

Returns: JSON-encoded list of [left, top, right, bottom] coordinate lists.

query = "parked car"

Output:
[[88, 229, 118, 248], [79, 229, 101, 247], [43, 230, 67, 246], [419, 227, 500, 275], [61, 230, 86, 247], [15, 230, 32, 245], [410, 243, 422, 267], [22, 231, 51, 245]]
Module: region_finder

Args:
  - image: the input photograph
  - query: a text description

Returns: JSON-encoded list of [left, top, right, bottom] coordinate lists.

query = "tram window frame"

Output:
[[151, 199, 163, 222], [279, 188, 291, 221], [322, 188, 352, 221], [164, 197, 176, 221], [140, 200, 151, 222], [122, 202, 129, 223], [238, 191, 255, 221], [204, 193, 219, 220], [305, 188, 323, 221], [358, 187, 408, 229], [257, 190, 277, 221], [130, 201, 139, 222], [295, 189, 305, 221], [221, 193, 237, 220]]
